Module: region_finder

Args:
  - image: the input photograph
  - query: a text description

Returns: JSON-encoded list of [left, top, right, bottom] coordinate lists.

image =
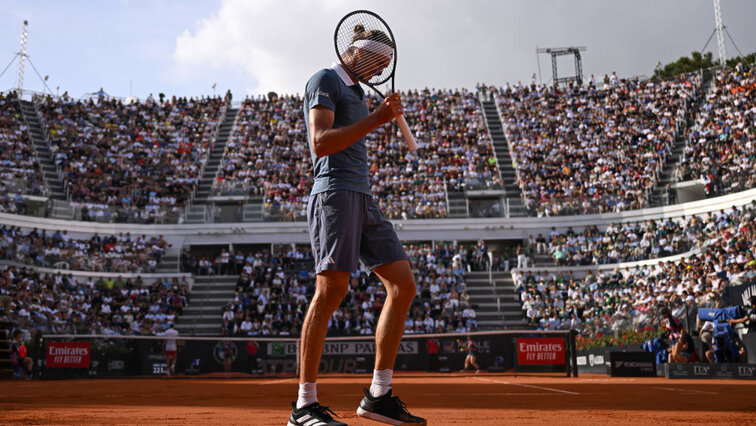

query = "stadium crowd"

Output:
[[515, 202, 755, 337], [205, 242, 480, 336], [529, 211, 733, 266], [0, 91, 46, 214], [677, 63, 756, 197], [0, 226, 168, 273], [215, 88, 498, 221], [35, 94, 225, 223], [0, 265, 189, 335], [215, 94, 310, 221], [497, 73, 702, 216]]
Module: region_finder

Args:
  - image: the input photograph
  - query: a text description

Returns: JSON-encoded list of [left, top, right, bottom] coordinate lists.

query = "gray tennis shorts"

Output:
[[307, 190, 408, 274]]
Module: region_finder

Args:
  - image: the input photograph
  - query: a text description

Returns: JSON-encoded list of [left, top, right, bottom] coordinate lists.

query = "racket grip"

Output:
[[396, 114, 419, 152]]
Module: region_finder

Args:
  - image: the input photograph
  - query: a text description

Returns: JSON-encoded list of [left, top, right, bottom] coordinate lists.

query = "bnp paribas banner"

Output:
[[148, 334, 520, 375]]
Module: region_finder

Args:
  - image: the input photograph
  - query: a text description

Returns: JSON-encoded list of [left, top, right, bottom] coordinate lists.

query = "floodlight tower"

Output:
[[18, 20, 28, 91], [713, 0, 726, 66]]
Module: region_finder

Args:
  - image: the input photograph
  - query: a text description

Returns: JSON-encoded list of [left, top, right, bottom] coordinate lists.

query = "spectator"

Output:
[[10, 329, 33, 379]]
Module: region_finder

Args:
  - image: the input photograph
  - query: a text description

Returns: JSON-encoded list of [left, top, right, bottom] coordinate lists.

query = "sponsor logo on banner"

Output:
[[267, 341, 419, 357], [693, 365, 711, 376], [589, 354, 604, 367], [46, 342, 91, 368], [107, 360, 125, 371], [737, 365, 756, 378], [516, 338, 565, 365]]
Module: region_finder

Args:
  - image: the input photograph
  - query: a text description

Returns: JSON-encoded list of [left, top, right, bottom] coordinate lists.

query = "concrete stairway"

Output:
[[187, 107, 238, 223], [649, 70, 715, 207], [446, 191, 468, 218], [157, 247, 181, 273], [243, 197, 264, 222], [176, 275, 237, 336], [0, 319, 12, 379], [465, 271, 528, 329], [19, 100, 66, 201], [480, 99, 527, 217]]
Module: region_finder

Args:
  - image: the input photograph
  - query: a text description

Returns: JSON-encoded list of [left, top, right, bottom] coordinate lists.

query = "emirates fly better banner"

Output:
[[46, 342, 91, 368], [516, 337, 565, 365]]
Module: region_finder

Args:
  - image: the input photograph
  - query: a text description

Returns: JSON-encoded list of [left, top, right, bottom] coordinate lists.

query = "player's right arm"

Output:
[[309, 94, 402, 158]]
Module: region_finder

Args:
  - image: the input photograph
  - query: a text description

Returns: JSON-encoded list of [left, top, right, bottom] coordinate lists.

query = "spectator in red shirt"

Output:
[[425, 338, 439, 372]]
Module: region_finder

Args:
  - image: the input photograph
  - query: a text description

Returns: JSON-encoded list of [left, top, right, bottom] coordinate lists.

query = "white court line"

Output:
[[651, 386, 719, 395], [473, 377, 581, 395], [257, 378, 296, 385], [333, 392, 557, 397]]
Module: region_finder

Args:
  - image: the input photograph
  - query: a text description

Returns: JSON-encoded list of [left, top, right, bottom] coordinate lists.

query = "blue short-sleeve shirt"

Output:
[[304, 65, 370, 196]]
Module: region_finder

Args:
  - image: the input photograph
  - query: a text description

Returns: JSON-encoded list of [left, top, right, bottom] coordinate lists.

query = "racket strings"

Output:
[[335, 13, 396, 86]]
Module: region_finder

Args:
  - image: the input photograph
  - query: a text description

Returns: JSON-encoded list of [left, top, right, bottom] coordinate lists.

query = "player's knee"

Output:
[[395, 279, 416, 299], [313, 284, 348, 310]]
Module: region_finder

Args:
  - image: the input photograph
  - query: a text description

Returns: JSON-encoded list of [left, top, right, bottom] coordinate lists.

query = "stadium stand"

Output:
[[514, 202, 755, 336], [178, 243, 481, 336], [0, 265, 190, 335], [0, 92, 46, 214], [217, 88, 499, 221], [0, 226, 168, 273], [525, 207, 749, 266], [34, 94, 226, 223], [677, 63, 756, 197], [496, 73, 702, 216], [1, 65, 755, 346]]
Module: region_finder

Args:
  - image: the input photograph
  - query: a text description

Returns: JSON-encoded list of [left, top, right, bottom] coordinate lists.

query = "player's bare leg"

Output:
[[299, 270, 349, 383], [373, 260, 416, 370]]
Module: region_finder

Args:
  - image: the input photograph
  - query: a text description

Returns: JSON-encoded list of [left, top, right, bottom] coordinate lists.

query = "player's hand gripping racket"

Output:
[[334, 10, 419, 152]]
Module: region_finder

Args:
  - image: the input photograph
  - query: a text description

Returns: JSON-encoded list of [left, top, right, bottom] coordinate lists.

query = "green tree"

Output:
[[652, 51, 715, 80], [652, 51, 756, 80]]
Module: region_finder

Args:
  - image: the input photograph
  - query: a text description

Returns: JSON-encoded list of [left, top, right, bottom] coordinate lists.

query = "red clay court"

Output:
[[1, 373, 754, 425]]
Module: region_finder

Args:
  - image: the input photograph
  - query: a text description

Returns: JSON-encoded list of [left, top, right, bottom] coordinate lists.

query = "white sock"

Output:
[[369, 369, 393, 398], [296, 382, 317, 409]]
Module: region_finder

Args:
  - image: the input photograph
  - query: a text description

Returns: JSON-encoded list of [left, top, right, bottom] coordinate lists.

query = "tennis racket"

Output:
[[334, 10, 419, 152]]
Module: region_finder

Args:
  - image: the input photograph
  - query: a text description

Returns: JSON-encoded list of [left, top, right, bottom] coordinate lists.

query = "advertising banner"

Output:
[[516, 337, 565, 365], [666, 363, 756, 379], [45, 342, 91, 368], [606, 352, 656, 377]]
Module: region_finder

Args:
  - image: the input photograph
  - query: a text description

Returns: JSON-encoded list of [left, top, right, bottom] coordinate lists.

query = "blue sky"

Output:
[[1, 0, 755, 100]]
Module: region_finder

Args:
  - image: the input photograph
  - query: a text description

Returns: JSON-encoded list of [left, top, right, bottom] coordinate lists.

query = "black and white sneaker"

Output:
[[287, 401, 347, 426], [356, 388, 426, 425]]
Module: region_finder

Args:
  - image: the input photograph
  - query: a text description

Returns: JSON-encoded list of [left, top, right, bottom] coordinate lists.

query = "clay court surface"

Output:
[[1, 373, 754, 425]]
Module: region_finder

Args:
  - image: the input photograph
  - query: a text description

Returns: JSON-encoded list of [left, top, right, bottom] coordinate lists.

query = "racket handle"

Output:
[[396, 114, 419, 152]]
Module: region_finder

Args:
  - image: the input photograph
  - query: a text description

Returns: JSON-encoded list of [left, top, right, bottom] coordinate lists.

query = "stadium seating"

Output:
[[527, 210, 737, 266], [35, 95, 225, 223], [218, 88, 499, 221], [0, 225, 168, 273], [514, 203, 756, 335], [496, 73, 702, 216], [0, 265, 189, 335], [677, 63, 756, 196], [205, 243, 478, 337], [0, 92, 46, 213]]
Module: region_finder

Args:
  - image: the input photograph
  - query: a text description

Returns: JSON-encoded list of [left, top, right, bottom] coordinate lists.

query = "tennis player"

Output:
[[462, 336, 481, 374], [163, 323, 179, 376], [288, 26, 426, 426]]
